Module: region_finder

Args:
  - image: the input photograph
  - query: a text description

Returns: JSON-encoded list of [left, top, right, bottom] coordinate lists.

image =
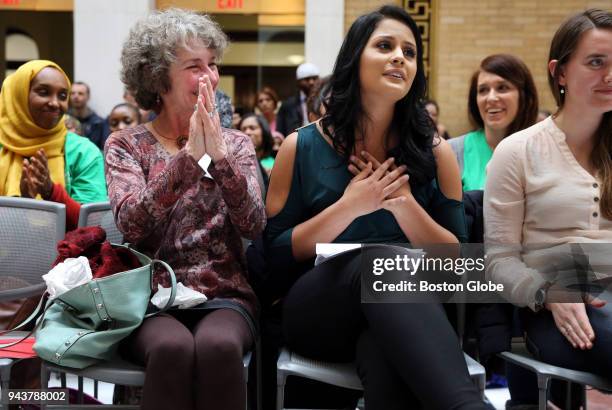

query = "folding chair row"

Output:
[[78, 202, 124, 245], [40, 351, 255, 410], [275, 346, 486, 410], [499, 340, 612, 410], [0, 198, 66, 405]]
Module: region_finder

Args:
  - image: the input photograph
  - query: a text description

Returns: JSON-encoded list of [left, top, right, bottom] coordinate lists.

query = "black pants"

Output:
[[509, 291, 612, 408], [282, 247, 486, 410]]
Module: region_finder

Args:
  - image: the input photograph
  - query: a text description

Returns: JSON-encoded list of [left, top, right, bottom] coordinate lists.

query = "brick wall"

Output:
[[342, 0, 611, 137], [434, 0, 612, 137], [345, 0, 401, 32]]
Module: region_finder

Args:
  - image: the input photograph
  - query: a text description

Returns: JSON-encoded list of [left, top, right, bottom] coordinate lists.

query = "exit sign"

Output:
[[157, 0, 303, 15], [217, 0, 243, 9]]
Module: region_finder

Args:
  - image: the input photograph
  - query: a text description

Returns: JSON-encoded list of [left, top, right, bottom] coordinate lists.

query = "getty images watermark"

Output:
[[354, 243, 611, 304]]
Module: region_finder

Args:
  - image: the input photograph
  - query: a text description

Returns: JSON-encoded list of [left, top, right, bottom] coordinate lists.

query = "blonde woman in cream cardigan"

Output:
[[484, 9, 612, 409]]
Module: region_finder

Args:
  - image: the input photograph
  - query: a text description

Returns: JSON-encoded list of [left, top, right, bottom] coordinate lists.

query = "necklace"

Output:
[[151, 121, 188, 148]]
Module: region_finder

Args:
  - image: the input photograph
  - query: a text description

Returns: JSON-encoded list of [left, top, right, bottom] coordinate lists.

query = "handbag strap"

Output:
[[145, 259, 178, 318], [0, 292, 52, 349], [0, 255, 178, 348]]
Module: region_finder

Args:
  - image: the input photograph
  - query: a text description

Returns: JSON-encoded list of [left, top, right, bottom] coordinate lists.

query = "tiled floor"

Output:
[[483, 386, 612, 410], [485, 388, 510, 409]]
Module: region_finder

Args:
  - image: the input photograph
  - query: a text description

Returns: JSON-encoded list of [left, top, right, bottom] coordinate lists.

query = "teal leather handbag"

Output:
[[29, 244, 177, 369]]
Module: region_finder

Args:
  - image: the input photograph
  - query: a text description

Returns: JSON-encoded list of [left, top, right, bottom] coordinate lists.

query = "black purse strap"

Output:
[[0, 292, 53, 349]]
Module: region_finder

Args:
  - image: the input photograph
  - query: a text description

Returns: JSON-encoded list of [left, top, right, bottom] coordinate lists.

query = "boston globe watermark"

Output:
[[359, 243, 504, 303], [357, 243, 612, 304]]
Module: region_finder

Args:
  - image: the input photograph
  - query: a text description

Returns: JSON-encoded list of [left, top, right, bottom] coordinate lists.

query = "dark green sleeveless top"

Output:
[[264, 123, 467, 270]]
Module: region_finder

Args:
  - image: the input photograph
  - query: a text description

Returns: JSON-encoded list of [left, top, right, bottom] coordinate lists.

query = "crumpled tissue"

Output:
[[42, 256, 92, 299], [151, 283, 208, 309]]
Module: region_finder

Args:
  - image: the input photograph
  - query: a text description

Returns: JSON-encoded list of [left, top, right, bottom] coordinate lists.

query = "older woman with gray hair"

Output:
[[104, 8, 265, 410]]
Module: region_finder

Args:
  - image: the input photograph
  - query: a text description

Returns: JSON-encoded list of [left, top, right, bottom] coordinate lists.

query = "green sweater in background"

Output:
[[449, 129, 493, 191], [64, 132, 108, 202], [1, 132, 107, 203], [260, 155, 275, 173]]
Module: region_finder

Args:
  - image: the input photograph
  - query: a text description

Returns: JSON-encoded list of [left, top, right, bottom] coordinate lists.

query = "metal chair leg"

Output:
[[255, 338, 262, 410], [78, 376, 84, 404], [537, 374, 550, 410], [1, 379, 9, 409], [478, 373, 486, 399], [40, 363, 49, 410], [276, 373, 286, 410], [0, 359, 18, 410]]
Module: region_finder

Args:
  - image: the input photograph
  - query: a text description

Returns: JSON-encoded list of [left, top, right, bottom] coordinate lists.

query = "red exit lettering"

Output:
[[3, 0, 20, 5], [217, 0, 244, 9]]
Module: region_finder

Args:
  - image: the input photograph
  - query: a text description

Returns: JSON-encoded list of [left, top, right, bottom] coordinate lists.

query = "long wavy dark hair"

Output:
[[320, 5, 436, 186]]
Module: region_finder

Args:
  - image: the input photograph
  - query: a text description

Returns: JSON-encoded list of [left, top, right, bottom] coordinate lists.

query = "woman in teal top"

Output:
[[265, 6, 486, 409], [267, 123, 467, 251], [449, 54, 539, 191]]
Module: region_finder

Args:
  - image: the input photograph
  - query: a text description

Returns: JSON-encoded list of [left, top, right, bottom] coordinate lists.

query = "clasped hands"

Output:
[[186, 75, 227, 163], [341, 150, 412, 218], [20, 148, 53, 199]]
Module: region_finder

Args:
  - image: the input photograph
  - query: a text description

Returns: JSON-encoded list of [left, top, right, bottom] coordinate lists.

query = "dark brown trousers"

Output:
[[122, 308, 253, 410]]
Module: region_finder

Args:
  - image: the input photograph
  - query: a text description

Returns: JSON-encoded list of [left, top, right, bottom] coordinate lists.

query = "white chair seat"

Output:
[[276, 346, 486, 410]]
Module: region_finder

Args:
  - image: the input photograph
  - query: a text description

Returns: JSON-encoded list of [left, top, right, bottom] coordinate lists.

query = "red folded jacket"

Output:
[[53, 227, 141, 279]]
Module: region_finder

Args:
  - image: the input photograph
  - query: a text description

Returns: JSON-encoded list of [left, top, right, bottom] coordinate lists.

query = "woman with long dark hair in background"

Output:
[[239, 113, 275, 177], [449, 54, 538, 191]]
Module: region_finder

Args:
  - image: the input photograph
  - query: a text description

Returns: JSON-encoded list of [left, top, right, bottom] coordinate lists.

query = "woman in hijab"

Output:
[[0, 60, 107, 230]]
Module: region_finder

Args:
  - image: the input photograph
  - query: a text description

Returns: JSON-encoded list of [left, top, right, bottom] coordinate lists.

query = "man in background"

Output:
[[68, 81, 106, 150], [276, 62, 320, 137]]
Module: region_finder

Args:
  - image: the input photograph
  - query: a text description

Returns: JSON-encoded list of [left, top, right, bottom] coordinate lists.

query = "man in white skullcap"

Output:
[[276, 62, 320, 137]]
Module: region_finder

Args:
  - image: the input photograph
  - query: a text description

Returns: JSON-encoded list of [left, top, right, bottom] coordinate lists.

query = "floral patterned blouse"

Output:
[[104, 124, 265, 314]]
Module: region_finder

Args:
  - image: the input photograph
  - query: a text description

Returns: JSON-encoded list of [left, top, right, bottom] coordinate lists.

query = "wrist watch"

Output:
[[534, 282, 552, 312]]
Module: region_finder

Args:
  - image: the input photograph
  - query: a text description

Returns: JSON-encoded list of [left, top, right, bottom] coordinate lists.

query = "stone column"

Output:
[[305, 0, 344, 77], [73, 0, 154, 117]]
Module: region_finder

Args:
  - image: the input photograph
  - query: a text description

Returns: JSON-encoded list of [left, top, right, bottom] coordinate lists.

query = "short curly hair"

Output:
[[120, 8, 228, 111]]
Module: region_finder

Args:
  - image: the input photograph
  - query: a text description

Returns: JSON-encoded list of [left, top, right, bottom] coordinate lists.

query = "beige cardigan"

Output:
[[484, 117, 612, 310]]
